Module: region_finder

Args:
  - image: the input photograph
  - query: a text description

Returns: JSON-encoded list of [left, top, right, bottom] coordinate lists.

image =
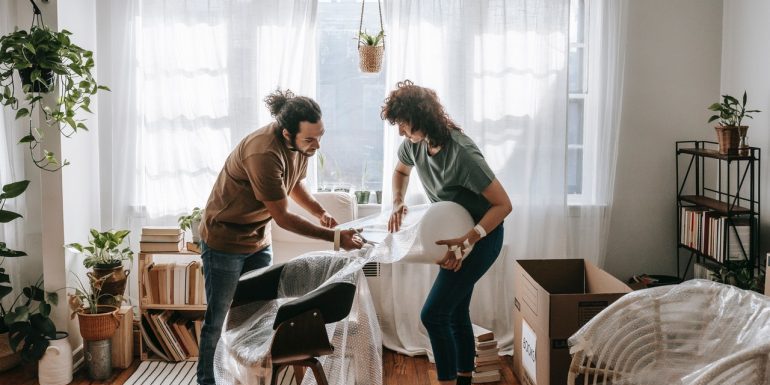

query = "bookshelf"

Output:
[[676, 141, 761, 280], [138, 249, 205, 362]]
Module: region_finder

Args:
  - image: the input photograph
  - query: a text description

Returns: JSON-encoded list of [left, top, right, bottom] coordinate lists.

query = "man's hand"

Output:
[[339, 228, 364, 250], [319, 211, 338, 228], [388, 203, 408, 233], [435, 237, 471, 272]]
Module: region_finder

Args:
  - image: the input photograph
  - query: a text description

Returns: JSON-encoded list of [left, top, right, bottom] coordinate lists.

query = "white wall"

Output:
[[604, 0, 724, 280], [721, 1, 770, 262]]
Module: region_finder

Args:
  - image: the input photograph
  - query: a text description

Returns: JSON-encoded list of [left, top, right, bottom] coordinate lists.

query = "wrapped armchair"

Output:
[[567, 280, 770, 385]]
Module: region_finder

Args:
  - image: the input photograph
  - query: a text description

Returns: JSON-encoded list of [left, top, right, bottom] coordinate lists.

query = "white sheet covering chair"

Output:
[[567, 280, 770, 385]]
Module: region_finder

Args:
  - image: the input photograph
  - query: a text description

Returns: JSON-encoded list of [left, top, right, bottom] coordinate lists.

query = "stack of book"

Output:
[[140, 226, 183, 252], [142, 310, 203, 361], [142, 261, 206, 305], [472, 324, 502, 383]]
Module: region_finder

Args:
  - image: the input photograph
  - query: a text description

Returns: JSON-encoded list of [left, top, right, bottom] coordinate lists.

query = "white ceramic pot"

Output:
[[191, 218, 202, 243], [38, 331, 73, 385]]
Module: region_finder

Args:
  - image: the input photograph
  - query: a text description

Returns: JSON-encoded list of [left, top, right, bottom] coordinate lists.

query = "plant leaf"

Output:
[[0, 210, 23, 223], [0, 180, 30, 199]]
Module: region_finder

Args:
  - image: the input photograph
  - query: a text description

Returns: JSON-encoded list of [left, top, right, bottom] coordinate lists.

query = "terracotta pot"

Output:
[[89, 264, 129, 305], [715, 125, 742, 155], [0, 332, 22, 372], [77, 305, 120, 341]]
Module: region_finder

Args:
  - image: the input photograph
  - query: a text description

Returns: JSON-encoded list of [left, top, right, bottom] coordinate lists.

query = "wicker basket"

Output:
[[77, 305, 120, 341], [359, 45, 384, 73], [715, 125, 741, 155]]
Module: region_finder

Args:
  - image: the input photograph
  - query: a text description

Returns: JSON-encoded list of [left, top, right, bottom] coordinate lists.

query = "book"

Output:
[[142, 226, 183, 236], [472, 370, 501, 383], [141, 233, 183, 243], [472, 324, 494, 342], [186, 241, 201, 254], [475, 340, 498, 350], [140, 238, 184, 252]]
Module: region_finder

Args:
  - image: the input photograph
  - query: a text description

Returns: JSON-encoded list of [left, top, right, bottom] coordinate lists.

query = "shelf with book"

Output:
[[676, 141, 761, 281], [138, 246, 206, 362]]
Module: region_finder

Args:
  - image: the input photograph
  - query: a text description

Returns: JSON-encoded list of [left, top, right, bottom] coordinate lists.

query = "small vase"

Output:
[[38, 331, 73, 385], [738, 125, 749, 156]]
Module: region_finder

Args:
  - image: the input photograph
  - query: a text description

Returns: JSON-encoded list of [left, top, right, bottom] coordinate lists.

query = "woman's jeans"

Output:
[[196, 241, 272, 385], [421, 225, 504, 381]]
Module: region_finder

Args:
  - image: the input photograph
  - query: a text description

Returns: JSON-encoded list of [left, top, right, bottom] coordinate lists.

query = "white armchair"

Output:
[[270, 192, 357, 264]]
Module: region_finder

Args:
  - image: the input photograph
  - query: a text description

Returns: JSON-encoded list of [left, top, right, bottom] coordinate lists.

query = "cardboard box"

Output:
[[513, 259, 631, 385], [111, 306, 134, 368]]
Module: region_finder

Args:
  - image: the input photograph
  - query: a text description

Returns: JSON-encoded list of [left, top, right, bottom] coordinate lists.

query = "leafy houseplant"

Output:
[[0, 16, 109, 170], [709, 261, 765, 293], [66, 229, 133, 305], [707, 91, 760, 155], [66, 229, 133, 269], [68, 273, 120, 341], [357, 30, 385, 73], [0, 180, 58, 365], [178, 207, 203, 243]]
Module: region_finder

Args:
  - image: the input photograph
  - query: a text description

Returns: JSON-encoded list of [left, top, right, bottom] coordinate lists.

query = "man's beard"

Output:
[[289, 135, 314, 157]]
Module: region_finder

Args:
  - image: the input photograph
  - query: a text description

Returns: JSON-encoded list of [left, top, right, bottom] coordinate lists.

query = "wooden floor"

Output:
[[1, 349, 520, 385]]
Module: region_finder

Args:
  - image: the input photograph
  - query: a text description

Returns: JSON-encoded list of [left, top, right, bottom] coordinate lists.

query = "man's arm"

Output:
[[289, 181, 338, 228], [264, 198, 361, 250]]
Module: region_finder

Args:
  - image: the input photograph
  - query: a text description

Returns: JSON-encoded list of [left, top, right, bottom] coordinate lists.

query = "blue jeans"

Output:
[[420, 225, 504, 381], [196, 241, 272, 385]]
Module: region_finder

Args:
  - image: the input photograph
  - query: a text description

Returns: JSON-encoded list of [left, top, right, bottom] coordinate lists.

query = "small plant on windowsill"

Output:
[[178, 207, 203, 244]]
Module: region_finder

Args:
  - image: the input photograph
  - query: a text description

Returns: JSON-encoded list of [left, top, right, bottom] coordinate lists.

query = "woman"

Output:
[[382, 80, 512, 385]]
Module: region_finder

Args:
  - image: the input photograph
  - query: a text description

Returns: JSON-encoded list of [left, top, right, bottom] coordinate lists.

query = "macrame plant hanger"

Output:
[[357, 0, 385, 73]]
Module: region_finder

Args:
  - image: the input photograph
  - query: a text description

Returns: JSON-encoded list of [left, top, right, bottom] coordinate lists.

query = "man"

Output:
[[196, 89, 363, 385]]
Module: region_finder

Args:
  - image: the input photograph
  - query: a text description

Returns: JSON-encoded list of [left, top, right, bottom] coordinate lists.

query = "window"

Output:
[[316, 0, 385, 194], [316, 0, 591, 202], [568, 0, 589, 199]]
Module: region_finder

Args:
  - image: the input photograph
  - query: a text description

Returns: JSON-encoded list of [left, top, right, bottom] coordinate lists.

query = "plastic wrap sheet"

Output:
[[213, 201, 475, 385], [567, 279, 770, 385]]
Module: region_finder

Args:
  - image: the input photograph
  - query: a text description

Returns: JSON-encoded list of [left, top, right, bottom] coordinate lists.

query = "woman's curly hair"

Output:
[[381, 80, 459, 148]]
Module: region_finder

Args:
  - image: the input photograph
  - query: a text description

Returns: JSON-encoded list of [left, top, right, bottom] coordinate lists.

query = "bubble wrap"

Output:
[[567, 280, 770, 385], [214, 202, 474, 385]]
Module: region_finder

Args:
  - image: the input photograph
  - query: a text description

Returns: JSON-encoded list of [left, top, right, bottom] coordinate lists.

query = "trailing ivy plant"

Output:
[[0, 18, 109, 170]]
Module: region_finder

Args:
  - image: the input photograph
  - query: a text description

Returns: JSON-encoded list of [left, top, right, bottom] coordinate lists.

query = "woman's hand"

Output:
[[435, 237, 472, 272], [388, 203, 408, 233]]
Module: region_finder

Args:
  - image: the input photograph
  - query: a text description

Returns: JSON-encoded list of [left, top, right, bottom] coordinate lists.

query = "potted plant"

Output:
[[707, 91, 760, 155], [68, 273, 120, 342], [1, 278, 57, 365], [178, 207, 203, 244], [0, 6, 109, 171], [66, 229, 133, 304], [357, 30, 385, 73], [0, 180, 58, 368], [710, 261, 765, 293]]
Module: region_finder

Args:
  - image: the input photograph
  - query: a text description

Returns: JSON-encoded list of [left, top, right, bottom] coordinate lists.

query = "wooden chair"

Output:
[[231, 260, 357, 385]]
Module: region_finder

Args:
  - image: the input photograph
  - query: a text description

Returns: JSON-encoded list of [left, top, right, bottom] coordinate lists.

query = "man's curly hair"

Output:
[[380, 80, 459, 148]]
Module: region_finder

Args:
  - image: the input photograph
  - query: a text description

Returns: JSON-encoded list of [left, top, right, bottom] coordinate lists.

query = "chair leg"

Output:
[[308, 358, 329, 385], [293, 365, 306, 384]]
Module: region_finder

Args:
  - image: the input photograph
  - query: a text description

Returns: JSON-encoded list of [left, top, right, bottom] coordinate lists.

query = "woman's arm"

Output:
[[388, 161, 412, 232], [436, 179, 512, 271]]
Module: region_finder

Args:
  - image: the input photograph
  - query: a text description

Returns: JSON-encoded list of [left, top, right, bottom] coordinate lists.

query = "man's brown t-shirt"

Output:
[[200, 124, 307, 254]]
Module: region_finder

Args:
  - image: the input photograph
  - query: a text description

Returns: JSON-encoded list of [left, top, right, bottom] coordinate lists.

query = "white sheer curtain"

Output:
[[0, 0, 25, 305], [96, 0, 317, 304], [378, 0, 570, 357], [566, 0, 628, 266]]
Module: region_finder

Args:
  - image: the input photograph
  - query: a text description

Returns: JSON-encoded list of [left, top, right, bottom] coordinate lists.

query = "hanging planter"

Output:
[[0, 0, 109, 171], [356, 0, 385, 73]]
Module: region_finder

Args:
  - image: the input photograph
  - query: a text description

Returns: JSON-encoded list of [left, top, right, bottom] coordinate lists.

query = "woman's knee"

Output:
[[420, 304, 448, 328]]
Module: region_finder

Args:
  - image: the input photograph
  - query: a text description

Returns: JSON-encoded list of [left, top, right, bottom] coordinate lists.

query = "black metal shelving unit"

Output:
[[676, 141, 761, 280]]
